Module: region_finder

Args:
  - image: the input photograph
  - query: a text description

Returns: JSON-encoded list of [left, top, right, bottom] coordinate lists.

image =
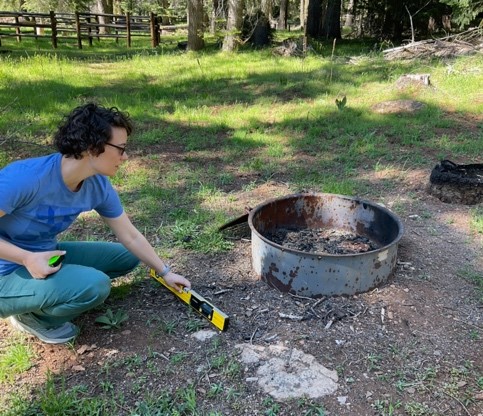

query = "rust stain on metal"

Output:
[[264, 262, 295, 292]]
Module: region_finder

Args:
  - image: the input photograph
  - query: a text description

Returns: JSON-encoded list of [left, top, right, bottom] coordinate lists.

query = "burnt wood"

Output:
[[428, 159, 483, 205]]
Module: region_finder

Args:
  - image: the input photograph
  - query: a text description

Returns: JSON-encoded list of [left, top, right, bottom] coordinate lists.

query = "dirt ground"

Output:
[[1, 168, 482, 416]]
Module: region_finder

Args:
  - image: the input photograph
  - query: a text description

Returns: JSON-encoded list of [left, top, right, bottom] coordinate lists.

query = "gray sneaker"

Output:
[[9, 314, 79, 344]]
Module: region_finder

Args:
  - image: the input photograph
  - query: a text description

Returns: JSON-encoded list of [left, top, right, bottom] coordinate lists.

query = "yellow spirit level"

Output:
[[149, 268, 229, 331]]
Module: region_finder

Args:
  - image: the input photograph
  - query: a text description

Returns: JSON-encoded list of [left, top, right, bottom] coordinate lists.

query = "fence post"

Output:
[[33, 16, 38, 40], [95, 15, 100, 41], [114, 15, 119, 44], [50, 10, 57, 48], [75, 12, 82, 49], [150, 12, 157, 47], [126, 12, 131, 47], [14, 15, 21, 42], [156, 15, 160, 45], [87, 16, 93, 46]]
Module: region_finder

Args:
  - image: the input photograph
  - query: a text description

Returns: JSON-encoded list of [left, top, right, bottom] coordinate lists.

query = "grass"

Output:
[[470, 205, 483, 235], [458, 267, 483, 302], [0, 34, 482, 414], [0, 336, 36, 383]]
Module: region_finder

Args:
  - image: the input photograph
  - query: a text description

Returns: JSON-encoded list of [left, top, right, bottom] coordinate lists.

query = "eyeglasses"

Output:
[[105, 142, 127, 156]]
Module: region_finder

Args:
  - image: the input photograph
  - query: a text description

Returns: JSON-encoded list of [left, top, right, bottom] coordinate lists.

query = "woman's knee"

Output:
[[39, 269, 112, 319], [77, 272, 111, 308], [115, 246, 140, 274], [124, 251, 140, 272]]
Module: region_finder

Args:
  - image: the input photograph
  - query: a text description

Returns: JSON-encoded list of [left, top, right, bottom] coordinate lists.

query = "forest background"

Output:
[[0, 0, 482, 53]]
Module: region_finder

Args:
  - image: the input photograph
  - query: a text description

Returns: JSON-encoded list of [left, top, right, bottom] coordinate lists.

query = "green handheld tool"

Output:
[[49, 254, 65, 267]]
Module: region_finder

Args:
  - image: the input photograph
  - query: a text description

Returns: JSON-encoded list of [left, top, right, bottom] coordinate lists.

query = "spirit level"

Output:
[[149, 268, 229, 331]]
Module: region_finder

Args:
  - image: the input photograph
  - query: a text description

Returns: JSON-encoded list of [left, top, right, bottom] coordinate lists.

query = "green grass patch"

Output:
[[0, 338, 36, 383], [1, 47, 481, 256], [458, 267, 483, 303], [470, 206, 483, 235]]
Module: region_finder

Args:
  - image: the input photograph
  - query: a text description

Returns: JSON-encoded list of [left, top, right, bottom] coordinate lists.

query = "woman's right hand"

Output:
[[163, 271, 191, 293], [23, 250, 66, 279]]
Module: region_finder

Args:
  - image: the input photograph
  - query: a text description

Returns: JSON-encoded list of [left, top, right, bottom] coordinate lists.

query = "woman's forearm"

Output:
[[120, 231, 169, 273], [0, 238, 31, 266], [0, 238, 65, 278], [103, 213, 191, 290]]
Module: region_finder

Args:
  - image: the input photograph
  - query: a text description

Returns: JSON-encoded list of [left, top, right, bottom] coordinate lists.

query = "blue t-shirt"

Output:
[[0, 153, 123, 275]]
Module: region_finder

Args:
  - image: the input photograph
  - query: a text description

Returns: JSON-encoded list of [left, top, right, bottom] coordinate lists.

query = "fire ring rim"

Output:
[[247, 192, 405, 257]]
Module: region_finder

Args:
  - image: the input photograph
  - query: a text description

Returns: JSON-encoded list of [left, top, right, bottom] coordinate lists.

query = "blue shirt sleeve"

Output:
[[95, 180, 124, 218], [0, 163, 40, 214]]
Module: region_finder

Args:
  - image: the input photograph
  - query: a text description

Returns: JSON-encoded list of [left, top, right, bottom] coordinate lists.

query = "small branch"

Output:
[[453, 317, 482, 331], [330, 38, 336, 83], [213, 289, 232, 296], [279, 312, 304, 321], [288, 292, 314, 301], [152, 351, 170, 361], [441, 390, 471, 416], [405, 0, 432, 42], [405, 5, 415, 43], [0, 97, 18, 114], [312, 297, 326, 308], [310, 307, 320, 318], [250, 326, 259, 344], [413, 0, 432, 18]]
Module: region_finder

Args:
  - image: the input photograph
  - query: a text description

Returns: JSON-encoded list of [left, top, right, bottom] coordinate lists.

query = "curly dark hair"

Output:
[[53, 103, 133, 159]]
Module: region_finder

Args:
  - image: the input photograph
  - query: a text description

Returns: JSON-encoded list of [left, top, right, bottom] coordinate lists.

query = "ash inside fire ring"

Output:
[[266, 227, 380, 255]]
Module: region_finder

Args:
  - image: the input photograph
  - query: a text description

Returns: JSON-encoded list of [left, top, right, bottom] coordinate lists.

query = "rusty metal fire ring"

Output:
[[248, 193, 404, 297]]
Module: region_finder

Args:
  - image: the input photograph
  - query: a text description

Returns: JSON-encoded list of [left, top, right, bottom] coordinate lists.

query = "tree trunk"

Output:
[[262, 0, 273, 21], [344, 0, 356, 28], [160, 0, 171, 24], [356, 0, 366, 37], [300, 0, 308, 29], [306, 0, 322, 37], [188, 0, 205, 50], [96, 0, 113, 34], [320, 0, 341, 39], [223, 0, 244, 51], [278, 0, 288, 30], [210, 0, 219, 34], [382, 1, 404, 42]]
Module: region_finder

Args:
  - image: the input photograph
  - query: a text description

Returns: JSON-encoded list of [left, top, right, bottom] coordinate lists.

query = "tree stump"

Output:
[[242, 11, 272, 47], [427, 160, 483, 205], [272, 37, 304, 56], [395, 74, 431, 90]]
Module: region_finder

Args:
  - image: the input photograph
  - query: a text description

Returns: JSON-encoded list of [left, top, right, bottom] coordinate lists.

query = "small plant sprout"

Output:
[[335, 95, 347, 111], [208, 382, 224, 397], [95, 308, 129, 329]]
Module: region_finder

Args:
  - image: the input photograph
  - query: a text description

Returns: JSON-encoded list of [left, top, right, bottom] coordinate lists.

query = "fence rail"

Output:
[[0, 10, 185, 48]]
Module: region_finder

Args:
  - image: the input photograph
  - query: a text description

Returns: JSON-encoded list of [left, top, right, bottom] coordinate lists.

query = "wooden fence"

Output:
[[0, 11, 185, 48]]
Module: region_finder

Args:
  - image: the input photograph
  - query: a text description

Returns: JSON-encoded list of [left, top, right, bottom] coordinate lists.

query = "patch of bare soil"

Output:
[[1, 171, 482, 416], [371, 100, 426, 114]]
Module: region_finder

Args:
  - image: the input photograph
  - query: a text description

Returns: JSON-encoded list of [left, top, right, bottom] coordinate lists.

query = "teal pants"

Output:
[[0, 242, 140, 328]]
